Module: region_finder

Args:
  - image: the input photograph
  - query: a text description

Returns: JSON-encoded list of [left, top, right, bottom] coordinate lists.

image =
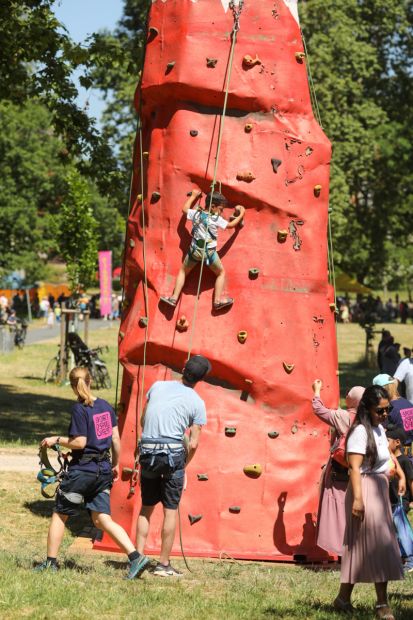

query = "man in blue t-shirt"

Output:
[[136, 355, 210, 577]]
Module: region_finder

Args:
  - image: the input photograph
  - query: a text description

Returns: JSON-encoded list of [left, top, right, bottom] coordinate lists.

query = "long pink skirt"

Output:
[[340, 473, 403, 583]]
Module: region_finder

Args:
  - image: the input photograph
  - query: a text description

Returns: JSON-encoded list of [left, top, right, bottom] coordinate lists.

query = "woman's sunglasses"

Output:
[[375, 406, 390, 415]]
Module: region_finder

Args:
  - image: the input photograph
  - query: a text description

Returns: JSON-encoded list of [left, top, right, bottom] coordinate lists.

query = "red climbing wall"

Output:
[[95, 0, 339, 562]]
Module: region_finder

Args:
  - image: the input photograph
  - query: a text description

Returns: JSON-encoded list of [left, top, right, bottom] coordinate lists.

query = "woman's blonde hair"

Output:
[[69, 367, 94, 406]]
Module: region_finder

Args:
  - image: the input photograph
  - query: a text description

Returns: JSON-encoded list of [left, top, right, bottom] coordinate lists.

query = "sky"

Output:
[[53, 0, 124, 123]]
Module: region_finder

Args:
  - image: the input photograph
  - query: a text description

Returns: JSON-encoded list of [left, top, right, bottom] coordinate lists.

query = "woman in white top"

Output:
[[334, 385, 404, 620]]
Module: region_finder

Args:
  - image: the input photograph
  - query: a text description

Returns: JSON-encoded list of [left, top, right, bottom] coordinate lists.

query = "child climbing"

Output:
[[160, 189, 245, 310]]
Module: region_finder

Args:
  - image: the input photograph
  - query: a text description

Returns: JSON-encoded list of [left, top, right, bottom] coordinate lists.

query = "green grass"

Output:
[[0, 472, 412, 620], [0, 325, 120, 445]]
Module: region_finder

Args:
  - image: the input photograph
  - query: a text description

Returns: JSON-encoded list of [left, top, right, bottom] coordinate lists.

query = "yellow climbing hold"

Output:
[[243, 464, 262, 478]]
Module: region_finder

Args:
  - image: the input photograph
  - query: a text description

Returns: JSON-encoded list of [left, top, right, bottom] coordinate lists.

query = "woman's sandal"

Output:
[[160, 296, 177, 307], [375, 604, 395, 620], [333, 597, 354, 614], [213, 298, 234, 310]]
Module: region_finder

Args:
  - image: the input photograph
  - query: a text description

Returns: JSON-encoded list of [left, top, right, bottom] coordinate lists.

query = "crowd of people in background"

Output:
[[337, 294, 413, 325], [0, 291, 122, 325]]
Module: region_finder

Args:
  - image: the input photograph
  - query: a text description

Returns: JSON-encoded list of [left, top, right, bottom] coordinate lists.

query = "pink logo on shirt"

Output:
[[400, 407, 413, 432], [93, 411, 112, 439]]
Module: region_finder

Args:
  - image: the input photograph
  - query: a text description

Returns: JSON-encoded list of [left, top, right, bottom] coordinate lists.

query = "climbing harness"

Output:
[[37, 444, 70, 499]]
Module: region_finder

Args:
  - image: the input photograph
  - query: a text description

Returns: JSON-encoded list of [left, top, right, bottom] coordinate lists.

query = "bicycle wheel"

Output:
[[44, 356, 60, 383], [95, 364, 112, 390]]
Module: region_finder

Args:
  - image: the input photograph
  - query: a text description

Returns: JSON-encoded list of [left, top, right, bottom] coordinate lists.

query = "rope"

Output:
[[186, 0, 243, 359], [301, 32, 323, 129]]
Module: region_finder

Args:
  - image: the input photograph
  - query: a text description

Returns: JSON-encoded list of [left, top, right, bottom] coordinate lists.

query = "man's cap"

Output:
[[372, 373, 396, 387], [205, 191, 228, 207], [183, 355, 211, 383], [386, 425, 408, 444]]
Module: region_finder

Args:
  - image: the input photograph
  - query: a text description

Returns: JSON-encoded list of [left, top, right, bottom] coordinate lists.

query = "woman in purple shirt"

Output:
[[34, 367, 149, 579]]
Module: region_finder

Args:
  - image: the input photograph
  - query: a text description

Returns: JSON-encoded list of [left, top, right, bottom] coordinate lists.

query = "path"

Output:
[[25, 319, 116, 345], [0, 448, 39, 472]]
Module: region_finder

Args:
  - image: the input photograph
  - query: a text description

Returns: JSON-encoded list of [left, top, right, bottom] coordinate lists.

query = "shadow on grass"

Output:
[[24, 499, 101, 541], [0, 383, 73, 444]]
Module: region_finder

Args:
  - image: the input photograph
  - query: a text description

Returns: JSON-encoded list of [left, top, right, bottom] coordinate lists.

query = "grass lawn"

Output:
[[0, 472, 412, 620], [1, 321, 413, 618]]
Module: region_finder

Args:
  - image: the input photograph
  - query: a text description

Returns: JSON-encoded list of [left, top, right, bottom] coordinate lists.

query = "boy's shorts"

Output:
[[139, 452, 185, 510], [54, 469, 113, 517], [183, 248, 222, 270]]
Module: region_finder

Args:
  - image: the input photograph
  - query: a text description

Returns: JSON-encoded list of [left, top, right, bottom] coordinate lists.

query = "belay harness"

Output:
[[188, 210, 219, 265], [138, 436, 187, 480], [37, 444, 70, 498]]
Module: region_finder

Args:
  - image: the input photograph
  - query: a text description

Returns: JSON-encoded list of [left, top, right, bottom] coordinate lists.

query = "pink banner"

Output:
[[98, 251, 112, 317]]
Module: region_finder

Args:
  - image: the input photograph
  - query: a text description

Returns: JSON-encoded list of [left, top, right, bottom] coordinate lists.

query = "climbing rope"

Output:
[[186, 0, 244, 359]]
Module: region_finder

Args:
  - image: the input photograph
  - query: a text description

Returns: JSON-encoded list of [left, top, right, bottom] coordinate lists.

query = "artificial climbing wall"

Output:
[[95, 0, 339, 562]]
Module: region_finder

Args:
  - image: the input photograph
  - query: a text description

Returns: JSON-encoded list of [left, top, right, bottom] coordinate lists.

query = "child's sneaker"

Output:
[[33, 560, 58, 572], [152, 562, 183, 578], [125, 554, 150, 579], [160, 296, 177, 307]]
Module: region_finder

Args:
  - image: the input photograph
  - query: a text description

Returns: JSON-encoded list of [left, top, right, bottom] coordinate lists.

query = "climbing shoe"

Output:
[[152, 562, 183, 578], [213, 298, 234, 310], [160, 296, 177, 307], [125, 554, 150, 580], [33, 560, 58, 572]]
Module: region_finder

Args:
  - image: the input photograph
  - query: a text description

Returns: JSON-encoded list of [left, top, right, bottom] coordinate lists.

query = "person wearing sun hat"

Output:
[[373, 373, 413, 450]]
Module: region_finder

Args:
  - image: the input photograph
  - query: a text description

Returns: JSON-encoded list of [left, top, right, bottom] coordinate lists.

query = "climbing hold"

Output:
[[151, 191, 161, 202], [137, 194, 142, 203], [236, 171, 255, 183], [291, 424, 298, 434], [305, 147, 314, 157], [243, 464, 262, 478], [329, 303, 338, 313], [225, 427, 237, 437], [277, 229, 288, 243], [237, 330, 248, 344], [129, 238, 135, 248], [229, 506, 241, 514], [206, 57, 218, 68], [242, 54, 262, 68], [122, 467, 137, 476], [190, 130, 198, 137], [268, 431, 279, 439], [244, 123, 253, 133], [271, 158, 282, 173], [148, 26, 159, 38], [197, 474, 209, 481], [165, 61, 176, 74], [119, 331, 125, 340], [283, 362, 295, 374], [176, 315, 189, 332], [188, 514, 203, 525], [248, 268, 260, 279], [314, 184, 322, 197], [143, 151, 149, 159], [295, 52, 306, 63], [139, 317, 149, 327]]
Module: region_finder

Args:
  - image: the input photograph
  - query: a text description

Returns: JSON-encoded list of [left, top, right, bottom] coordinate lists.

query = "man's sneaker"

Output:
[[33, 560, 58, 572], [125, 554, 150, 580], [152, 562, 183, 578]]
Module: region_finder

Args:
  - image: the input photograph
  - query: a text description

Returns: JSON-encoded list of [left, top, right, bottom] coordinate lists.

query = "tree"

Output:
[[300, 1, 412, 287], [54, 170, 99, 291], [0, 101, 68, 282]]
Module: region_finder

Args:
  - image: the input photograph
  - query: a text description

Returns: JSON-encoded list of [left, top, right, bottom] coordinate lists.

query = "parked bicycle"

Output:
[[44, 333, 111, 390]]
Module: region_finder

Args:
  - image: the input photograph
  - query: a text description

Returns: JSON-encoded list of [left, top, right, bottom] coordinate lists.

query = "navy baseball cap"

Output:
[[183, 355, 211, 383]]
